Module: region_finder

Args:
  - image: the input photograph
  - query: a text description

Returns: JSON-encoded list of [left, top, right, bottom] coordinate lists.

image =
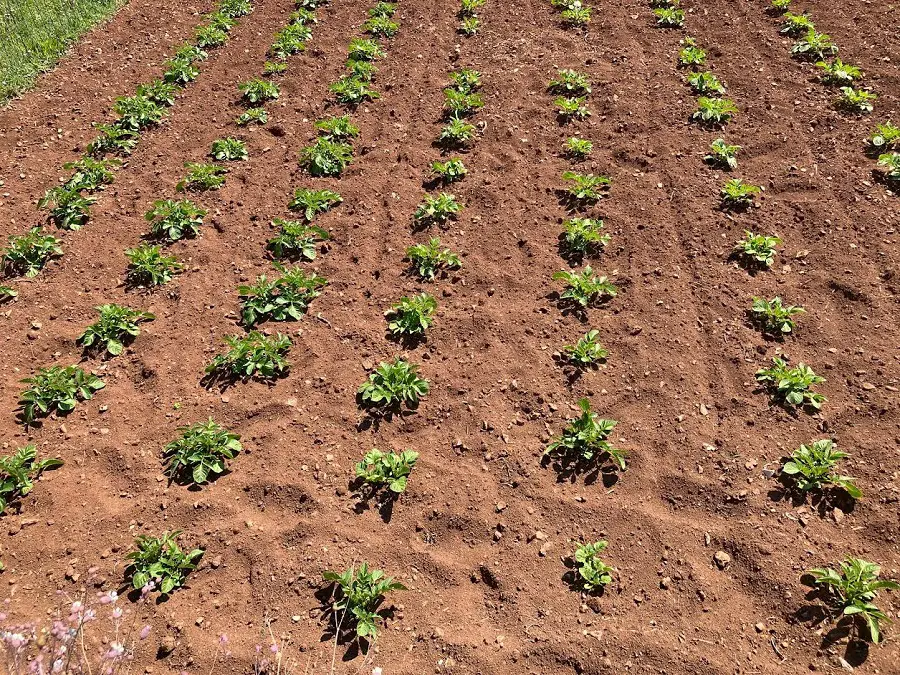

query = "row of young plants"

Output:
[[650, 0, 898, 645], [764, 0, 899, 186], [0, 0, 256, 305]]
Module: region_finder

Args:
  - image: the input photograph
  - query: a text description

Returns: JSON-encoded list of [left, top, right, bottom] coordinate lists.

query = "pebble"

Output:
[[713, 551, 731, 569]]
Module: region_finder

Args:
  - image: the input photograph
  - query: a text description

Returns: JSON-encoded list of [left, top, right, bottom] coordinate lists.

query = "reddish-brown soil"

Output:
[[0, 0, 898, 673]]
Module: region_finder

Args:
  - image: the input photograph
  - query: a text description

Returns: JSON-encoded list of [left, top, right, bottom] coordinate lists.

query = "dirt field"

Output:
[[0, 0, 897, 673]]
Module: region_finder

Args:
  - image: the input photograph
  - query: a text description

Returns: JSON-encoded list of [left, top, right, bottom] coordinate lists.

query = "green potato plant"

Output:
[[877, 152, 900, 182], [238, 266, 327, 326], [87, 123, 140, 156], [564, 329, 608, 367], [781, 439, 861, 499], [734, 231, 781, 268], [555, 96, 591, 121], [687, 71, 726, 95], [869, 121, 899, 149], [264, 61, 287, 75], [547, 69, 591, 96], [755, 356, 826, 410], [653, 6, 685, 27], [195, 24, 228, 49], [368, 2, 396, 18], [385, 293, 437, 337], [705, 138, 739, 169], [125, 244, 183, 286], [270, 23, 311, 59], [268, 219, 329, 261], [239, 78, 280, 104], [791, 28, 838, 61], [163, 55, 200, 86], [145, 199, 207, 241], [431, 158, 467, 183], [288, 187, 343, 220], [780, 11, 814, 36], [751, 296, 804, 335], [19, 365, 105, 424], [816, 59, 862, 86], [205, 331, 291, 381], [0, 446, 63, 514], [562, 171, 611, 202], [720, 178, 760, 210], [836, 87, 876, 114], [126, 531, 204, 596], [553, 266, 618, 307], [348, 37, 385, 61], [113, 95, 166, 131], [443, 88, 484, 117], [0, 285, 16, 302], [176, 162, 228, 191], [163, 419, 242, 485], [561, 1, 591, 26], [805, 558, 898, 644], [678, 38, 706, 67], [315, 115, 360, 142], [211, 138, 248, 161], [236, 107, 268, 126], [358, 359, 430, 410], [78, 304, 155, 356], [405, 238, 461, 280], [459, 16, 480, 35], [355, 449, 418, 495], [300, 138, 354, 176], [564, 137, 593, 160], [2, 228, 63, 277], [62, 156, 118, 192], [346, 58, 378, 82], [545, 398, 626, 470], [459, 0, 485, 15], [572, 541, 614, 593], [692, 97, 738, 126], [330, 76, 380, 105], [438, 118, 477, 146], [449, 68, 482, 94], [364, 15, 399, 38], [219, 0, 253, 18], [770, 0, 791, 11], [38, 186, 96, 230], [322, 564, 406, 640], [414, 193, 461, 225], [562, 217, 609, 256]]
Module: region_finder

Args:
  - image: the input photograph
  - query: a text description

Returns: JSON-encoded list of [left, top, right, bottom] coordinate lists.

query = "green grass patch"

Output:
[[1, 0, 126, 105]]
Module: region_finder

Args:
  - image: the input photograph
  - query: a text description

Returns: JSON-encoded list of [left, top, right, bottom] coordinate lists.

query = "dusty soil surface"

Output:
[[0, 0, 897, 673]]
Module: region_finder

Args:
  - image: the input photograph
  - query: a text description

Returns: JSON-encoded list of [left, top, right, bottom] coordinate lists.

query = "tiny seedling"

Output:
[[236, 107, 268, 125], [555, 96, 591, 121], [431, 158, 467, 183], [449, 68, 482, 94], [438, 118, 476, 146], [239, 78, 280, 104], [300, 138, 354, 176], [553, 266, 618, 307], [693, 97, 738, 126], [78, 304, 155, 356], [816, 59, 862, 86], [264, 61, 287, 75], [368, 2, 396, 18], [414, 193, 461, 225], [62, 156, 118, 192], [348, 37, 385, 61], [145, 199, 206, 241], [19, 365, 105, 424], [87, 123, 140, 156], [459, 0, 484, 16], [751, 296, 804, 335], [358, 359, 430, 410], [443, 88, 484, 117], [330, 76, 380, 105], [547, 69, 591, 96], [734, 231, 781, 268], [781, 439, 861, 499], [315, 115, 360, 142], [545, 398, 626, 470], [678, 38, 706, 67], [163, 419, 242, 485], [459, 16, 480, 35], [573, 541, 614, 593], [562, 171, 611, 202], [355, 449, 418, 495], [780, 11, 814, 36], [877, 152, 900, 182], [791, 29, 838, 61], [869, 121, 900, 149], [2, 228, 63, 278], [176, 162, 228, 191], [38, 187, 96, 230], [704, 138, 739, 169], [805, 558, 898, 644], [405, 238, 461, 280], [836, 87, 876, 114], [126, 531, 204, 595], [238, 265, 327, 325], [125, 244, 183, 286], [291, 7, 318, 23], [288, 187, 343, 220], [770, 0, 791, 11], [687, 71, 726, 95], [205, 331, 291, 381], [653, 7, 685, 27], [561, 1, 591, 26], [0, 446, 63, 514], [364, 15, 399, 38], [562, 217, 609, 256], [113, 95, 166, 131], [720, 178, 761, 210], [564, 329, 608, 367], [756, 356, 826, 410], [268, 219, 328, 260], [386, 293, 436, 336], [322, 564, 406, 640], [211, 138, 248, 161]]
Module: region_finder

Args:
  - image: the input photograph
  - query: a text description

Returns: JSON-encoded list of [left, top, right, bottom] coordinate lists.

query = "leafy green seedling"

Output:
[[386, 293, 436, 336], [545, 398, 626, 470], [805, 558, 898, 644], [114, 95, 166, 131], [239, 266, 327, 325], [270, 23, 311, 59], [564, 329, 608, 366], [19, 365, 105, 424], [547, 69, 591, 96], [443, 88, 484, 117], [561, 2, 591, 25], [877, 152, 900, 181], [87, 123, 140, 156], [346, 58, 377, 82], [782, 439, 860, 499], [836, 87, 876, 114], [322, 564, 406, 640], [290, 7, 318, 24], [751, 296, 804, 335], [564, 137, 593, 160], [127, 531, 203, 595], [163, 419, 242, 485], [330, 76, 380, 105], [364, 15, 399, 38], [555, 96, 591, 121], [195, 24, 228, 49], [780, 11, 814, 36], [438, 118, 476, 145], [125, 244, 182, 286], [62, 156, 117, 192], [358, 359, 429, 410], [355, 449, 418, 495], [236, 107, 268, 125], [315, 115, 360, 141], [653, 7, 685, 27], [459, 0, 484, 15], [174, 44, 208, 63], [562, 171, 611, 202], [449, 68, 482, 94], [348, 38, 385, 61], [816, 59, 862, 86], [405, 238, 461, 280], [162, 56, 200, 86], [791, 28, 838, 60], [38, 187, 96, 230], [300, 138, 353, 176], [678, 38, 706, 67], [206, 331, 291, 381], [0, 446, 63, 514], [720, 178, 760, 210], [2, 228, 63, 278], [869, 121, 900, 149], [693, 97, 738, 126], [414, 193, 461, 225], [770, 0, 791, 12], [734, 231, 781, 268], [459, 16, 480, 35], [211, 138, 248, 161], [0, 285, 16, 301], [176, 162, 228, 192], [268, 219, 328, 260], [553, 266, 618, 307], [264, 61, 287, 75], [239, 78, 280, 104], [687, 71, 726, 95], [756, 356, 826, 410], [704, 138, 739, 169], [219, 0, 254, 18], [562, 217, 609, 256], [78, 304, 155, 356], [288, 187, 343, 220], [573, 541, 614, 593], [368, 2, 396, 18], [145, 199, 206, 241], [431, 158, 467, 183]]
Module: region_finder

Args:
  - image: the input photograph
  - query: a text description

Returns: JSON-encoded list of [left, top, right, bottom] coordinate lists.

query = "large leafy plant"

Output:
[[781, 439, 861, 499], [38, 186, 96, 230], [239, 78, 280, 104], [0, 446, 63, 514], [561, 171, 610, 202], [562, 217, 609, 256], [78, 304, 155, 356], [125, 244, 183, 286], [330, 76, 380, 105], [755, 356, 826, 410], [205, 332, 291, 381], [238, 266, 327, 325], [176, 162, 228, 192], [2, 228, 63, 277], [164, 419, 242, 485], [113, 95, 166, 131], [126, 531, 204, 596], [358, 359, 429, 410], [210, 137, 248, 161], [300, 138, 353, 176], [791, 28, 838, 60], [545, 398, 625, 470], [62, 156, 117, 192], [322, 564, 405, 640], [19, 365, 105, 424]]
